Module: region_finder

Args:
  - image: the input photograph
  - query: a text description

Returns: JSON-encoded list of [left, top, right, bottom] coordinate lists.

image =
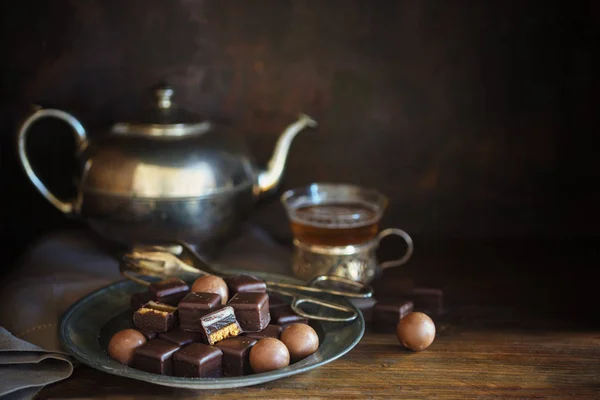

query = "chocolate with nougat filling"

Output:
[[133, 301, 178, 333], [198, 306, 242, 345]]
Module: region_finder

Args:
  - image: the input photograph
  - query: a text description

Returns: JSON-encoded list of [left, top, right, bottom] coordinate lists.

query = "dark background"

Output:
[[1, 1, 598, 274]]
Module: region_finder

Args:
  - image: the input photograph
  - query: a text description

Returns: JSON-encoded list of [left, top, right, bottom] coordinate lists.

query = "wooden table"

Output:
[[38, 239, 600, 398]]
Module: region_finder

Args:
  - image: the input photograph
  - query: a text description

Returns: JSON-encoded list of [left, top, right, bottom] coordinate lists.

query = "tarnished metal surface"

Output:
[[2, 0, 594, 258]]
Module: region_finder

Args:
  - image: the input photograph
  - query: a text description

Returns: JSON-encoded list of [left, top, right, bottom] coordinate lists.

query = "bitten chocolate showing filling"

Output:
[[133, 301, 178, 333], [199, 306, 242, 345]]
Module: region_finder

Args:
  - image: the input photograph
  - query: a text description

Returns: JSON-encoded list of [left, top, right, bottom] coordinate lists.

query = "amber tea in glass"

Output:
[[281, 183, 388, 246]]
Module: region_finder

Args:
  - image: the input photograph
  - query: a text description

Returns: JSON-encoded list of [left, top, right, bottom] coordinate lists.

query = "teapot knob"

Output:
[[155, 85, 174, 109]]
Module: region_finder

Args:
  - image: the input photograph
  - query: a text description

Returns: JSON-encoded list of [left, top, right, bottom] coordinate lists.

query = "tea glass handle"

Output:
[[377, 228, 414, 270], [17, 107, 88, 215]]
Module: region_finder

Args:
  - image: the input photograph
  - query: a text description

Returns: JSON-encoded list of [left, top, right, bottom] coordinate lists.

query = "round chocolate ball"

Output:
[[280, 323, 320, 361], [396, 312, 436, 351], [249, 338, 290, 373], [191, 275, 228, 304], [108, 329, 147, 365]]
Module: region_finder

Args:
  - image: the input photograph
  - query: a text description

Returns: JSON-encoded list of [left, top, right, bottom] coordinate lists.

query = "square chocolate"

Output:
[[215, 337, 257, 377], [406, 287, 444, 316], [199, 306, 242, 345], [228, 292, 270, 332], [133, 301, 178, 333], [158, 328, 203, 346], [349, 297, 377, 323], [268, 293, 288, 310], [140, 330, 158, 340], [172, 343, 223, 378], [270, 305, 308, 329], [225, 275, 267, 297], [243, 324, 282, 340], [149, 278, 190, 306], [372, 300, 414, 332], [178, 292, 221, 332], [131, 291, 153, 311], [132, 339, 180, 375]]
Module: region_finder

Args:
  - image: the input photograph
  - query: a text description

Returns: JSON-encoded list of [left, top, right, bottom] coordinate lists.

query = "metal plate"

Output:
[[59, 268, 364, 389]]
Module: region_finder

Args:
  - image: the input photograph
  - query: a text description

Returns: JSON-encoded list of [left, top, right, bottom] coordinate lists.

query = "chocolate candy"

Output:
[[225, 275, 267, 297], [270, 306, 308, 329], [372, 300, 414, 332], [199, 306, 242, 345], [249, 338, 290, 373], [149, 278, 190, 306], [191, 275, 229, 305], [396, 312, 436, 351], [405, 288, 444, 316], [349, 297, 377, 323], [268, 294, 287, 310], [228, 292, 270, 332], [133, 301, 178, 333], [107, 329, 147, 365], [131, 291, 153, 310], [178, 292, 221, 332], [280, 323, 319, 361], [243, 324, 282, 340], [172, 343, 223, 378], [215, 337, 257, 376], [133, 339, 180, 375], [158, 328, 203, 346], [140, 330, 158, 341]]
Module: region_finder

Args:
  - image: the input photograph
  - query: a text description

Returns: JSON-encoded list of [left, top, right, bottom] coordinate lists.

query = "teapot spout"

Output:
[[257, 114, 317, 195]]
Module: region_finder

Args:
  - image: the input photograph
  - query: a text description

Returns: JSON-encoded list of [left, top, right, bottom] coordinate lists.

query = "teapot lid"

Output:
[[111, 85, 212, 138]]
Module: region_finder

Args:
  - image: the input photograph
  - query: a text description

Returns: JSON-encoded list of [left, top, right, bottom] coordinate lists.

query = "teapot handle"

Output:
[[17, 107, 88, 215]]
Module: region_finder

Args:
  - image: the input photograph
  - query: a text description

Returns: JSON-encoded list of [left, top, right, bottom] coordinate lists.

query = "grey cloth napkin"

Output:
[[0, 225, 292, 399], [0, 327, 73, 400]]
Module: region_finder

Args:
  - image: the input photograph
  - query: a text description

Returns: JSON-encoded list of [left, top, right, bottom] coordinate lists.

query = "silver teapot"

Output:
[[17, 85, 317, 255]]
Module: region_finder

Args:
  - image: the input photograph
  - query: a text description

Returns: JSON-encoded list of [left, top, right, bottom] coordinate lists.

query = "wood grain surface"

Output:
[[37, 307, 600, 399], [35, 238, 600, 399]]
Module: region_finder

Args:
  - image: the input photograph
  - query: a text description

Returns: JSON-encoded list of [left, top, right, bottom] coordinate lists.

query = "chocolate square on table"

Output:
[[133, 301, 178, 333], [405, 287, 444, 316], [271, 305, 308, 329], [178, 292, 221, 332], [199, 306, 242, 345], [158, 328, 203, 346], [172, 343, 223, 378], [349, 297, 377, 323], [372, 300, 414, 332], [243, 324, 282, 340], [215, 337, 257, 377], [224, 275, 267, 297], [148, 278, 190, 306], [132, 339, 180, 375], [131, 291, 153, 311], [228, 292, 270, 332]]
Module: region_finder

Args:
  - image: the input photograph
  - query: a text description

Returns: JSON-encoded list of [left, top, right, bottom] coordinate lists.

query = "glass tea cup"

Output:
[[281, 183, 413, 283]]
